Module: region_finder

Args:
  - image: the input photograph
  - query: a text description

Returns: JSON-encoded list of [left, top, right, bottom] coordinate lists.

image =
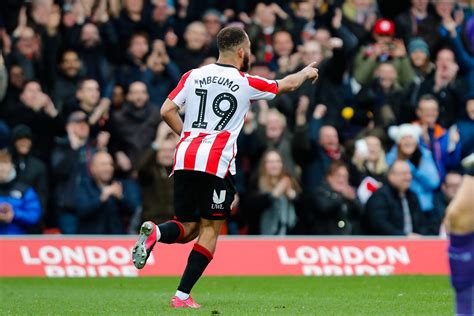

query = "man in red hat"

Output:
[[353, 18, 415, 88]]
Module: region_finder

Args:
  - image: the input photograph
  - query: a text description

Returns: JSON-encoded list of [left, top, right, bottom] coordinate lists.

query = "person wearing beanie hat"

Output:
[[10, 125, 48, 233], [408, 37, 435, 81], [408, 38, 430, 57], [386, 123, 441, 234], [387, 123, 422, 144]]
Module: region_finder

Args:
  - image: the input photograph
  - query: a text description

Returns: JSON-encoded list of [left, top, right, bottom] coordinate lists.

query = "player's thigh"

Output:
[[197, 173, 235, 221], [445, 176, 474, 233], [173, 170, 200, 223]]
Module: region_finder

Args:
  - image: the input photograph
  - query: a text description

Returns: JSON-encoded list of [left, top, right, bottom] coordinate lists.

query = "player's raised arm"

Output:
[[160, 98, 183, 135], [276, 61, 319, 94]]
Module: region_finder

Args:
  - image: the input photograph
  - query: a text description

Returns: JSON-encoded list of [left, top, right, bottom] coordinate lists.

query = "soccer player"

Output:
[[445, 154, 474, 316], [132, 26, 319, 308]]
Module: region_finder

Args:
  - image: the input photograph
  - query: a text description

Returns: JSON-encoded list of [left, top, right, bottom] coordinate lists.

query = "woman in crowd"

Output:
[[350, 134, 388, 187], [243, 150, 300, 235]]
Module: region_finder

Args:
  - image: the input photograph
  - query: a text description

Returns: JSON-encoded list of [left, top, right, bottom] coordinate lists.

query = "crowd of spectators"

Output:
[[0, 0, 472, 236]]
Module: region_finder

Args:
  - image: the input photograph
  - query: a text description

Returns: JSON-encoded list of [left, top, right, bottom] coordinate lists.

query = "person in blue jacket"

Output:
[[386, 124, 440, 234], [413, 95, 461, 180], [0, 150, 41, 235]]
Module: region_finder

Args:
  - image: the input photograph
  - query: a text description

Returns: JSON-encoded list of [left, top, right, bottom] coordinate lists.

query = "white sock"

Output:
[[175, 290, 189, 300], [155, 224, 161, 242]]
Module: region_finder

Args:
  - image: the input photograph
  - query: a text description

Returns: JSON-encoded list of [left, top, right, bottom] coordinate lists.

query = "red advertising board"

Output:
[[0, 237, 449, 277]]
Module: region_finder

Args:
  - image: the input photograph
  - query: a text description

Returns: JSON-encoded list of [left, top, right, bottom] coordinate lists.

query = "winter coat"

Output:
[[365, 183, 424, 235], [386, 145, 440, 212], [0, 178, 41, 235]]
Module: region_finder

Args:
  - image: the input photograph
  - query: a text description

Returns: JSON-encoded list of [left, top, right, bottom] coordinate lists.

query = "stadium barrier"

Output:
[[0, 237, 449, 277]]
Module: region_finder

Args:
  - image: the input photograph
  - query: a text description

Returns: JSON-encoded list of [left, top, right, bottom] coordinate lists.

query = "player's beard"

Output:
[[240, 53, 250, 72]]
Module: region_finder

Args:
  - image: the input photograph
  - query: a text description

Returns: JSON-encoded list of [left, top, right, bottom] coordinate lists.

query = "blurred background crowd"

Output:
[[0, 0, 472, 236]]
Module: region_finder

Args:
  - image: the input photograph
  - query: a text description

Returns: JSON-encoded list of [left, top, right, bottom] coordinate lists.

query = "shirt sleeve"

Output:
[[245, 74, 279, 101], [168, 70, 193, 108]]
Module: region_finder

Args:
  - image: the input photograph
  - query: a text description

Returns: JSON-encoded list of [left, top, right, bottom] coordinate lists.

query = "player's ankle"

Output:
[[175, 290, 189, 300]]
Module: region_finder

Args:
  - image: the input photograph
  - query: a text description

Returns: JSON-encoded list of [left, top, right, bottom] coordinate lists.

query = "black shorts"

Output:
[[173, 170, 236, 222]]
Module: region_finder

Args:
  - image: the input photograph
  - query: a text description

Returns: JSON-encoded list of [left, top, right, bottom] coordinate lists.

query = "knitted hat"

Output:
[[388, 124, 422, 144], [408, 37, 430, 57]]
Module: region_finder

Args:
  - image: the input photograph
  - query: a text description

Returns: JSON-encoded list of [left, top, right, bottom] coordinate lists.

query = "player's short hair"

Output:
[[217, 26, 248, 52]]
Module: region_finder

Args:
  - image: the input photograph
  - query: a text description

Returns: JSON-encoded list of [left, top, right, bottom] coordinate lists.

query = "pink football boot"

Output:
[[170, 295, 201, 309], [132, 221, 157, 269]]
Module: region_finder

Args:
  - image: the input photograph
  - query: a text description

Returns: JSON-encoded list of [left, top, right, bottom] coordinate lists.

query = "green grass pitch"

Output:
[[1, 276, 453, 315]]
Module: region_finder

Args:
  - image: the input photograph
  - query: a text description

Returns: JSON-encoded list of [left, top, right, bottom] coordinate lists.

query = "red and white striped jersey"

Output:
[[168, 63, 278, 178]]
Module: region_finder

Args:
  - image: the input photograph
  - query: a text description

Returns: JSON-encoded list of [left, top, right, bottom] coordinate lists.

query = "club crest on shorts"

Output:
[[212, 190, 226, 209]]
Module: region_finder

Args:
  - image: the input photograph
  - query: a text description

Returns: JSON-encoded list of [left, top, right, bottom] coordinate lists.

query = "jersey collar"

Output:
[[215, 62, 239, 70]]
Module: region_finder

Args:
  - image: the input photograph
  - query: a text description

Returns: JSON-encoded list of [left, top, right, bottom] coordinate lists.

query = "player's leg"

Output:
[[132, 170, 200, 269], [171, 219, 224, 308], [445, 156, 474, 316], [171, 172, 234, 308]]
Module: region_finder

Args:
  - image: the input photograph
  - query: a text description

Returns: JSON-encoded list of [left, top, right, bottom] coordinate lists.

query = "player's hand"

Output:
[[302, 61, 319, 84]]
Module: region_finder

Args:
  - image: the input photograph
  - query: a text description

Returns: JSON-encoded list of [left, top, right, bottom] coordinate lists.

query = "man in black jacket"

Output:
[[75, 151, 140, 234], [51, 111, 95, 233], [365, 159, 425, 235]]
